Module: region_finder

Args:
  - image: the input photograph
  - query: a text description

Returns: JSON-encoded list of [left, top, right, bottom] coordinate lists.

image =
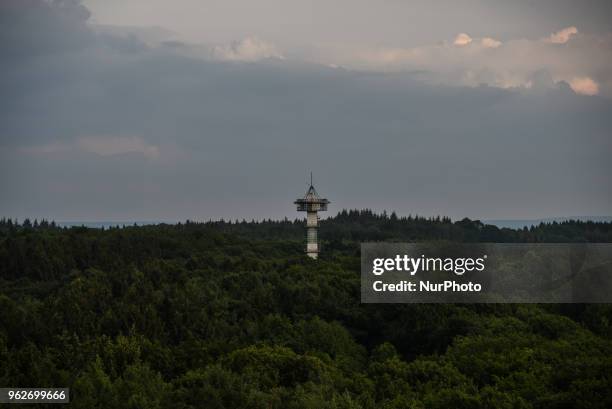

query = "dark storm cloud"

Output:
[[0, 0, 92, 57], [0, 0, 611, 221]]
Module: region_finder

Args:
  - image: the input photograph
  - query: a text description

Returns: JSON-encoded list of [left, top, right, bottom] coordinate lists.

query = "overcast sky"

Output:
[[1, 0, 611, 221]]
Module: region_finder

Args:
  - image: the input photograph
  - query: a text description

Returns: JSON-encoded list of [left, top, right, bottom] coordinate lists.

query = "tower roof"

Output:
[[294, 183, 330, 208], [295, 183, 329, 204]]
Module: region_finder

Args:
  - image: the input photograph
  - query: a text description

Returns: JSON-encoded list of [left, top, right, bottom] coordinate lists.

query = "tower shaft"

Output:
[[306, 211, 319, 259]]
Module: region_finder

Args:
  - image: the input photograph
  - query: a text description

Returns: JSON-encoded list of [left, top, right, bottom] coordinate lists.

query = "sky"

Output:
[[0, 0, 611, 222]]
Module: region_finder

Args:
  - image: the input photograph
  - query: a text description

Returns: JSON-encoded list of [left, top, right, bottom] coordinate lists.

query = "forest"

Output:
[[1, 211, 611, 408]]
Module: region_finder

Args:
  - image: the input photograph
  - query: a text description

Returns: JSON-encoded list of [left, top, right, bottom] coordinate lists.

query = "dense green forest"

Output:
[[1, 211, 612, 408]]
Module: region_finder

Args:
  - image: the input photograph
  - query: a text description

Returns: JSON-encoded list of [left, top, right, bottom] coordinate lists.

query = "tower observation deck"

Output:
[[294, 174, 330, 259]]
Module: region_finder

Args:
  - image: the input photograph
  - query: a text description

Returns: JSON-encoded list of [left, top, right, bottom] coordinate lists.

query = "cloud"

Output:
[[1, 1, 611, 220], [481, 37, 502, 48], [545, 26, 578, 44], [0, 0, 93, 57], [213, 37, 283, 61], [17, 142, 71, 156], [77, 136, 160, 159], [453, 33, 473, 46], [305, 29, 612, 97], [569, 77, 599, 95]]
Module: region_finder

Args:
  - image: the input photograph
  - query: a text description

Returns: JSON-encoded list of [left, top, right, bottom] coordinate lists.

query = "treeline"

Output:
[[2, 211, 612, 283], [1, 212, 611, 408], [5, 209, 611, 242], [0, 218, 57, 230], [186, 209, 612, 242]]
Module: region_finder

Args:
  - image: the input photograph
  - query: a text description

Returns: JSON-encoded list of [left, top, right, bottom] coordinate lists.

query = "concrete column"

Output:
[[306, 211, 319, 258]]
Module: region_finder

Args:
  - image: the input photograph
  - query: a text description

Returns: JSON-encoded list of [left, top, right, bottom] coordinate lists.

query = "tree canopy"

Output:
[[1, 212, 611, 408]]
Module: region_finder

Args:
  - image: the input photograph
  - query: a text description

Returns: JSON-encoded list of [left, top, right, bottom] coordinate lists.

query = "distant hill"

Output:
[[56, 221, 172, 229], [485, 216, 612, 229], [57, 216, 612, 231]]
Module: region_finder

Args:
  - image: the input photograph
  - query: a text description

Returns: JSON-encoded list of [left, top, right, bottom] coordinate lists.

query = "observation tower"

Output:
[[294, 174, 330, 259]]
